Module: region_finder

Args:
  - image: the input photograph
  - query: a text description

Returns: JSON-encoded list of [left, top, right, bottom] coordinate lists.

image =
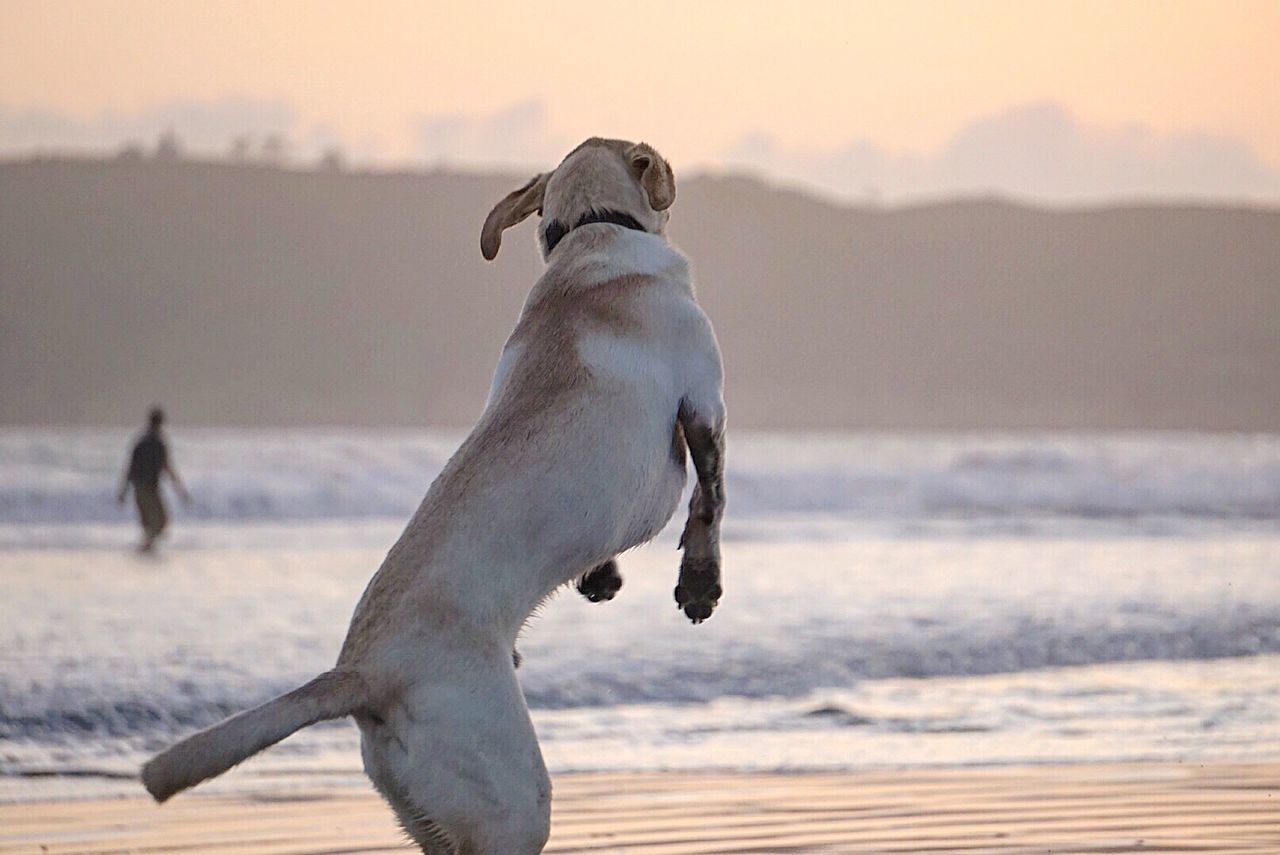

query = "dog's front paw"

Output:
[[674, 556, 721, 624], [577, 559, 623, 603]]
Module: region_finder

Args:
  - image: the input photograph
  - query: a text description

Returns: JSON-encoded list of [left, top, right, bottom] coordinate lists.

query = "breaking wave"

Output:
[[3, 429, 1278, 525]]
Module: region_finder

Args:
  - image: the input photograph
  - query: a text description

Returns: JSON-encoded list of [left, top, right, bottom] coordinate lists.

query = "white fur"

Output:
[[484, 340, 523, 409], [574, 228, 688, 285]]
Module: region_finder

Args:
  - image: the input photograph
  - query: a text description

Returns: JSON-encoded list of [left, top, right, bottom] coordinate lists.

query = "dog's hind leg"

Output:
[[576, 558, 623, 603], [363, 653, 551, 854]]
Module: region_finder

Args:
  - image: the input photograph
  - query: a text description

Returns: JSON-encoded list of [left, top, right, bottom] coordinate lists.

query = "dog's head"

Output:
[[481, 137, 675, 261]]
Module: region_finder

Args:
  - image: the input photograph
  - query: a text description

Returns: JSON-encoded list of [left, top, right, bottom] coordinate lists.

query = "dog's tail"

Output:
[[141, 668, 368, 802]]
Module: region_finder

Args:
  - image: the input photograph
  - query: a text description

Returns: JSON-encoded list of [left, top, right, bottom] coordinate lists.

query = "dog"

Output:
[[140, 137, 727, 854]]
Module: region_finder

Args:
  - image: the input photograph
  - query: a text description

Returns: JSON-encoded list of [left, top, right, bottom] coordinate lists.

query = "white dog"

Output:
[[141, 137, 727, 854]]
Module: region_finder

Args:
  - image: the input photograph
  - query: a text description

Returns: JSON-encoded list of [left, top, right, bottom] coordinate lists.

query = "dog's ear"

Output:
[[626, 142, 675, 212], [481, 172, 550, 260]]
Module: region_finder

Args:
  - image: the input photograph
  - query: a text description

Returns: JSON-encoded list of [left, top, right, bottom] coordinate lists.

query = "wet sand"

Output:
[[2, 762, 1277, 853]]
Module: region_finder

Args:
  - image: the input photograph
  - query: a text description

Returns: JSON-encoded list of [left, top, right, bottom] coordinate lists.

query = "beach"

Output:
[[4, 763, 1278, 853]]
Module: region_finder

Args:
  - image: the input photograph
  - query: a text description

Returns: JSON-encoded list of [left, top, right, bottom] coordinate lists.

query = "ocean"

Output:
[[2, 429, 1279, 801]]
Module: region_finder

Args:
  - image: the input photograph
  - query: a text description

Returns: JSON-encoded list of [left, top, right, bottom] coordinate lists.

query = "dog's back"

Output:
[[470, 223, 706, 564], [340, 223, 711, 666]]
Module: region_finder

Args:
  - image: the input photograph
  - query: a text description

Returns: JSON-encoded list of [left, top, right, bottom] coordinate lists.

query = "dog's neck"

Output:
[[541, 209, 648, 255]]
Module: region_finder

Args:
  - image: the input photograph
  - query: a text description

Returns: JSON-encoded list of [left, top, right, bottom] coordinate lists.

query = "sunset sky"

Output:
[[3, 0, 1278, 200]]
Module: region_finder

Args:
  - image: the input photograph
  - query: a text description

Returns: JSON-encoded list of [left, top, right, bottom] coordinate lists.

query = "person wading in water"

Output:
[[117, 407, 191, 551]]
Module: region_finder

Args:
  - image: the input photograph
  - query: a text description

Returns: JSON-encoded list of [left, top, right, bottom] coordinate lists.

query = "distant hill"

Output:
[[2, 158, 1277, 429]]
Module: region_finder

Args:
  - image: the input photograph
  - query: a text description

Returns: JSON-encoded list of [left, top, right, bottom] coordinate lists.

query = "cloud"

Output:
[[7, 96, 1277, 202], [415, 100, 570, 169], [0, 97, 570, 167], [724, 103, 1280, 203], [0, 98, 303, 156]]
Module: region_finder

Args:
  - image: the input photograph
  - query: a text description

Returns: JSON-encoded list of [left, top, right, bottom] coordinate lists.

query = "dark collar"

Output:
[[542, 209, 648, 254]]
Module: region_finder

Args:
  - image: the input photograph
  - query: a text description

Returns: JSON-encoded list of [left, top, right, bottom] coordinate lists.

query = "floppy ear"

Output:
[[626, 142, 676, 212], [480, 172, 550, 260]]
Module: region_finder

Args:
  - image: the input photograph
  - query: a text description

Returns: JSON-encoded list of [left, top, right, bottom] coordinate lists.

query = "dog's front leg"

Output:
[[577, 558, 623, 603], [674, 401, 725, 623]]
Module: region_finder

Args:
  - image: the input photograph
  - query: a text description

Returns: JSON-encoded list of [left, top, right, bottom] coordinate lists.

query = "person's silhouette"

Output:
[[117, 407, 191, 551]]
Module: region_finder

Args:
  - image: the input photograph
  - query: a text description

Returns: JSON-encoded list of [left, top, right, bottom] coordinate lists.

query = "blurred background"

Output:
[[2, 0, 1278, 801]]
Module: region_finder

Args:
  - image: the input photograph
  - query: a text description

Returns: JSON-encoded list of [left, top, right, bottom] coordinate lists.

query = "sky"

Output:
[[2, 0, 1279, 202]]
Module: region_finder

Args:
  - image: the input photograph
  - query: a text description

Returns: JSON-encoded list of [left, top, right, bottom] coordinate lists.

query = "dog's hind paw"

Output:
[[674, 556, 721, 624], [577, 559, 623, 603]]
